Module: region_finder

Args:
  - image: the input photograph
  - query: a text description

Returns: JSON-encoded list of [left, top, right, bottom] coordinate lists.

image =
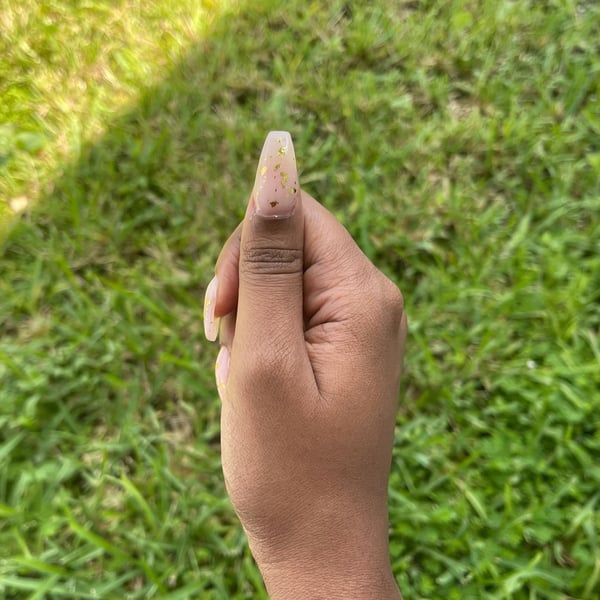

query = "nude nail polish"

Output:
[[203, 276, 220, 342], [252, 131, 299, 218]]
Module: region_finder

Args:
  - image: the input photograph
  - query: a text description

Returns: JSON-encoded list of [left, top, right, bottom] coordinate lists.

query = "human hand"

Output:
[[204, 132, 406, 599]]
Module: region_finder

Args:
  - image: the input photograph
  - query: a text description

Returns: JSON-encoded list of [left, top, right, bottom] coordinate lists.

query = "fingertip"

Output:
[[214, 264, 239, 318], [214, 223, 242, 318], [219, 312, 236, 349]]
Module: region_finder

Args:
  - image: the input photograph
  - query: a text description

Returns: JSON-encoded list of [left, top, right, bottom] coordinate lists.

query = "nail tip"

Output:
[[203, 325, 215, 342], [206, 316, 221, 342], [266, 129, 292, 138]]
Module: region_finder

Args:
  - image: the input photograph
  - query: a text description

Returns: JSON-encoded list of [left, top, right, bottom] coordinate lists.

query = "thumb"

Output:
[[234, 131, 307, 371]]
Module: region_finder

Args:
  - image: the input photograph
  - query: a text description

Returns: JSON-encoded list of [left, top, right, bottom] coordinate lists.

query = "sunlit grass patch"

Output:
[[0, 0, 236, 231]]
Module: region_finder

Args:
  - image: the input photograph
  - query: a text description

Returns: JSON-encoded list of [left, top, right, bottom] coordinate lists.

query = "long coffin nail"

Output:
[[203, 276, 220, 342], [251, 131, 299, 218]]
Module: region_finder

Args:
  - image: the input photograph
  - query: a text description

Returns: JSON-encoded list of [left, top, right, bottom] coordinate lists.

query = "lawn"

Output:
[[1, 0, 599, 598]]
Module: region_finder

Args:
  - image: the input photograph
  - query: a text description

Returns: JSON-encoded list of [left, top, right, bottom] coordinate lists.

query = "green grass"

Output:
[[1, 0, 599, 598]]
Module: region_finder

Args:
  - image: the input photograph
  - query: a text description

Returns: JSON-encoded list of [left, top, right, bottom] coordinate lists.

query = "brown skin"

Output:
[[212, 190, 406, 599]]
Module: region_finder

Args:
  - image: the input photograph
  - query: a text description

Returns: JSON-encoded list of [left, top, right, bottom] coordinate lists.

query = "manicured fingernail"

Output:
[[251, 131, 299, 218], [203, 276, 220, 342], [215, 345, 230, 401]]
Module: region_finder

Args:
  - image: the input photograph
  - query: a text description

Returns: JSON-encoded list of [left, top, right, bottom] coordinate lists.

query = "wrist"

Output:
[[258, 550, 401, 600], [259, 560, 402, 600], [247, 499, 401, 600]]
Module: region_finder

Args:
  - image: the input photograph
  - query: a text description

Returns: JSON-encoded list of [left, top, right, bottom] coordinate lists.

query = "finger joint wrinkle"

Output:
[[242, 246, 303, 274]]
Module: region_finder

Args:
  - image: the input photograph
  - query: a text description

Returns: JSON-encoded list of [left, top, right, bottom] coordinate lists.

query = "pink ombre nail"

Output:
[[203, 276, 220, 342], [251, 131, 299, 218]]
